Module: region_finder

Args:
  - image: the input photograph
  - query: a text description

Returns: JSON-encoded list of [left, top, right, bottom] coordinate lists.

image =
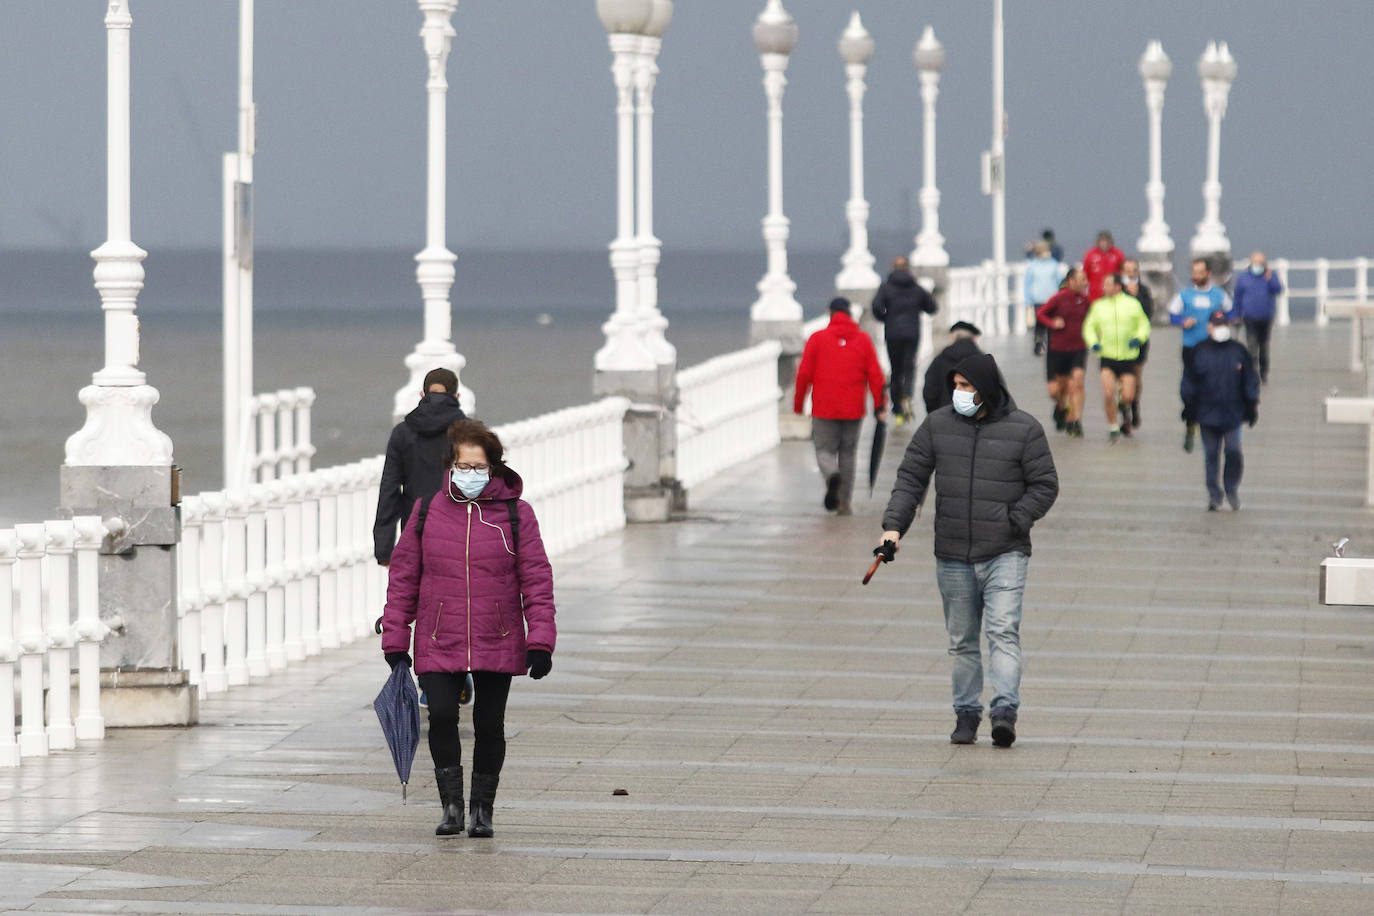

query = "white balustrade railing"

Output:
[[243, 387, 315, 484], [676, 341, 783, 490], [0, 516, 106, 767]]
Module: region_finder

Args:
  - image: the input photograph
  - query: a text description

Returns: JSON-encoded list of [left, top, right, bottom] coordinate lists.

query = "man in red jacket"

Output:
[[794, 298, 887, 515], [1081, 230, 1125, 301]]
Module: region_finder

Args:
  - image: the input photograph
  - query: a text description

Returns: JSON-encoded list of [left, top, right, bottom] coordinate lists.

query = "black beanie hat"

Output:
[[829, 297, 851, 313]]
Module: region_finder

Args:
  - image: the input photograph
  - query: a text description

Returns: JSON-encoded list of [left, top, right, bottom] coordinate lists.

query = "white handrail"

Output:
[[677, 341, 782, 490]]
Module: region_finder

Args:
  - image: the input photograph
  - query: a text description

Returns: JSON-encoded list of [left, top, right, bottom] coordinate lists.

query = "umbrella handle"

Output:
[[862, 556, 883, 585]]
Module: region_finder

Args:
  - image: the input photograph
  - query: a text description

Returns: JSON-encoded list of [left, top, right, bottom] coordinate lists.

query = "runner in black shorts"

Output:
[[1035, 268, 1092, 437], [1122, 260, 1154, 428], [1046, 348, 1088, 381]]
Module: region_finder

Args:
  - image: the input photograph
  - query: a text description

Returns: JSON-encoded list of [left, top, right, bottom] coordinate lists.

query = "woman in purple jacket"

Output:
[[381, 419, 557, 838]]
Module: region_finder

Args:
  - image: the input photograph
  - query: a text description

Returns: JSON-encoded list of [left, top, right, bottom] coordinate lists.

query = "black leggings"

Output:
[[886, 336, 920, 410], [418, 671, 512, 775]]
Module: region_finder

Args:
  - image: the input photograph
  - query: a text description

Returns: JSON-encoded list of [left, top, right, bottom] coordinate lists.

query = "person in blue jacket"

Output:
[[1180, 311, 1260, 511], [1168, 259, 1233, 452], [1233, 250, 1283, 384], [1023, 240, 1065, 357]]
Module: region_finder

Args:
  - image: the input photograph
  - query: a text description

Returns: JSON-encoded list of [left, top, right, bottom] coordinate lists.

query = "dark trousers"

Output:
[[1200, 424, 1243, 505], [418, 671, 512, 775], [886, 336, 920, 412], [1244, 319, 1273, 381], [811, 417, 861, 508]]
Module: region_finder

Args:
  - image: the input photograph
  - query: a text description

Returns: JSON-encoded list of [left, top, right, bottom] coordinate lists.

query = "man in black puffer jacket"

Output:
[[872, 256, 939, 423], [922, 321, 983, 415], [373, 368, 467, 565], [881, 352, 1058, 749]]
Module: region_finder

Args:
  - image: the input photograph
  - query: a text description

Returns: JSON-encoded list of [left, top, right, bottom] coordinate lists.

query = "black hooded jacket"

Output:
[[373, 392, 466, 563], [872, 270, 938, 341], [922, 337, 983, 415], [884, 353, 1059, 563]]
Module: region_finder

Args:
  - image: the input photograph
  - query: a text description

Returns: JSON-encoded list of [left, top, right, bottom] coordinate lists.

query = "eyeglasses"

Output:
[[453, 463, 489, 472]]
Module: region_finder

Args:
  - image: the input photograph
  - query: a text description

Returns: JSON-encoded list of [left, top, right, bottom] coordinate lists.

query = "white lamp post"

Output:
[[393, 0, 471, 421], [635, 0, 676, 368], [222, 0, 255, 491], [1190, 41, 1237, 268], [910, 26, 948, 270], [594, 0, 657, 375], [750, 0, 803, 335], [65, 0, 172, 469], [1137, 41, 1173, 258], [834, 12, 879, 296], [988, 0, 1016, 335]]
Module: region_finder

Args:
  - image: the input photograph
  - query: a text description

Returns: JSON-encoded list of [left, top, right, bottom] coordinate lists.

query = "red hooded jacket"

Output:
[[794, 310, 885, 420], [1082, 245, 1125, 301]]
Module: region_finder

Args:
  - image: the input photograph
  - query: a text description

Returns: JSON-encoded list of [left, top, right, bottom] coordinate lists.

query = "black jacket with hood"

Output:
[[373, 392, 466, 563], [872, 270, 938, 340], [922, 337, 982, 415], [884, 353, 1059, 563]]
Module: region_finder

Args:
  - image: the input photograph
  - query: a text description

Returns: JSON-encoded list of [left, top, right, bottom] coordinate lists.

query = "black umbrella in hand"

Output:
[[373, 662, 420, 803], [867, 413, 888, 496]]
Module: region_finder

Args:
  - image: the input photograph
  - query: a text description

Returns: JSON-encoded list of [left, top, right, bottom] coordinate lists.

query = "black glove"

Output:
[[873, 540, 897, 563], [1180, 403, 1197, 424], [385, 651, 411, 670], [526, 649, 552, 679], [1243, 403, 1258, 427], [1128, 337, 1141, 350]]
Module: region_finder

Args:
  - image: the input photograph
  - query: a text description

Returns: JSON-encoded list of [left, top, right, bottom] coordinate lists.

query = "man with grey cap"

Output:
[[880, 352, 1059, 748]]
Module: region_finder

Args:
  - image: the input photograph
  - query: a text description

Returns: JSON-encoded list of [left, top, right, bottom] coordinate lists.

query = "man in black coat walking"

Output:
[[373, 367, 467, 566], [922, 321, 983, 416], [872, 256, 939, 424], [881, 352, 1058, 749]]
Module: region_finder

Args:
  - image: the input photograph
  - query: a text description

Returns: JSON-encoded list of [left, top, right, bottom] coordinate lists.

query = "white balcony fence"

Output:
[[242, 387, 315, 484], [676, 341, 783, 490], [1, 518, 108, 766], [178, 397, 631, 699]]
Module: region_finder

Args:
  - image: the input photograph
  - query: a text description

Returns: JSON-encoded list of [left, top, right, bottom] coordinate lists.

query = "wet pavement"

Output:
[[3, 322, 1373, 914]]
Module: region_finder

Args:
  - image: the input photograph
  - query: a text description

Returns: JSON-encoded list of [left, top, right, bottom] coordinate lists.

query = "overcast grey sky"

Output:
[[1, 1, 1370, 264]]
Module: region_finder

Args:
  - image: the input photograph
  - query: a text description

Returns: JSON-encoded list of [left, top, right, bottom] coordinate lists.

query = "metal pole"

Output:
[[237, 0, 255, 489], [991, 0, 1013, 335]]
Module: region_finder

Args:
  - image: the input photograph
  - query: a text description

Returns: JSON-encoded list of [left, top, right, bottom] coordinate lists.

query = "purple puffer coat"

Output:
[[380, 468, 556, 675]]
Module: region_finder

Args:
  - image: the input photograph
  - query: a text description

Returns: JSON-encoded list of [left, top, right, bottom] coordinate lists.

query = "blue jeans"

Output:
[[935, 552, 1029, 719], [1200, 424, 1243, 505]]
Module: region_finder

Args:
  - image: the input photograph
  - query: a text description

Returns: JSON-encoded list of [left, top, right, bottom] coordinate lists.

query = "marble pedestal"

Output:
[[594, 366, 680, 523], [751, 318, 808, 441]]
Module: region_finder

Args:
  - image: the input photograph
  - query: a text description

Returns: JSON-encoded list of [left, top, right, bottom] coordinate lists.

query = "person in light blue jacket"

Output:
[[1023, 240, 1066, 356], [1168, 258, 1233, 453], [1232, 250, 1283, 384]]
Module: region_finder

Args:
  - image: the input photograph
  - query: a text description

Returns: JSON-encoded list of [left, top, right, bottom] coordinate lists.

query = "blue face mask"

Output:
[[451, 467, 489, 499], [952, 389, 980, 417], [1249, 264, 1265, 275]]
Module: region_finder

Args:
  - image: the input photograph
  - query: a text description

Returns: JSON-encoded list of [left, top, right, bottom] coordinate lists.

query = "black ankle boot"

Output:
[[434, 766, 464, 836], [468, 772, 498, 838], [950, 710, 980, 744]]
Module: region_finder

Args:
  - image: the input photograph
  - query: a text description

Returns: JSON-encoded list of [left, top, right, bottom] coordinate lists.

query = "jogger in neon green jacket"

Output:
[[1081, 274, 1151, 439]]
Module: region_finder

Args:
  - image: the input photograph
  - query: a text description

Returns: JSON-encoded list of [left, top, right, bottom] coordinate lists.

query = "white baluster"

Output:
[[294, 387, 316, 475], [365, 458, 386, 634], [223, 491, 250, 685], [1316, 257, 1331, 327], [317, 471, 340, 650], [178, 497, 204, 695], [351, 464, 371, 639], [1275, 258, 1291, 327], [42, 521, 77, 751], [281, 476, 305, 662], [264, 480, 287, 670], [332, 467, 356, 644], [275, 389, 298, 479], [244, 484, 269, 677], [71, 516, 106, 740], [199, 493, 228, 692], [256, 393, 278, 483], [0, 531, 20, 765], [299, 474, 322, 656], [15, 524, 48, 758]]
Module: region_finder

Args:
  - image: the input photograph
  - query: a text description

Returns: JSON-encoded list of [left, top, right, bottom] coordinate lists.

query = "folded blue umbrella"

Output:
[[373, 663, 420, 803]]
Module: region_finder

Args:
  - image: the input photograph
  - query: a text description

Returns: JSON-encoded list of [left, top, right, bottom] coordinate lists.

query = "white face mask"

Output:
[[1210, 326, 1232, 343], [1250, 264, 1265, 275], [952, 389, 980, 417], [451, 467, 490, 499]]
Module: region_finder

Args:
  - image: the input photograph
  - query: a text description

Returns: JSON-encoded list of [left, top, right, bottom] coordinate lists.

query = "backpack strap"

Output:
[[414, 493, 436, 539], [506, 498, 520, 555]]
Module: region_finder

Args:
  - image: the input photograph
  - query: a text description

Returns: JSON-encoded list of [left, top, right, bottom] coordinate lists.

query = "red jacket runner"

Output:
[[1082, 245, 1125, 301], [794, 310, 885, 420], [1036, 289, 1092, 352]]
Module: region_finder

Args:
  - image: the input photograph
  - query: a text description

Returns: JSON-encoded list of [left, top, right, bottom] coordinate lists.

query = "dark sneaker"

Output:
[[990, 714, 1016, 748], [823, 473, 840, 511], [1226, 491, 1240, 511], [1184, 428, 1195, 453], [1117, 401, 1132, 435], [1207, 502, 1219, 512], [1053, 406, 1066, 431], [950, 711, 980, 745], [1131, 401, 1142, 428]]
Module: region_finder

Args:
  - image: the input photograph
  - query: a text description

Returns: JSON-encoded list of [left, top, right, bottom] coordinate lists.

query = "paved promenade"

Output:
[[3, 323, 1373, 914]]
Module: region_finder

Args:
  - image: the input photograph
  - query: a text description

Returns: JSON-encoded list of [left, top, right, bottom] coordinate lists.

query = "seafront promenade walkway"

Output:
[[2, 323, 1373, 914]]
